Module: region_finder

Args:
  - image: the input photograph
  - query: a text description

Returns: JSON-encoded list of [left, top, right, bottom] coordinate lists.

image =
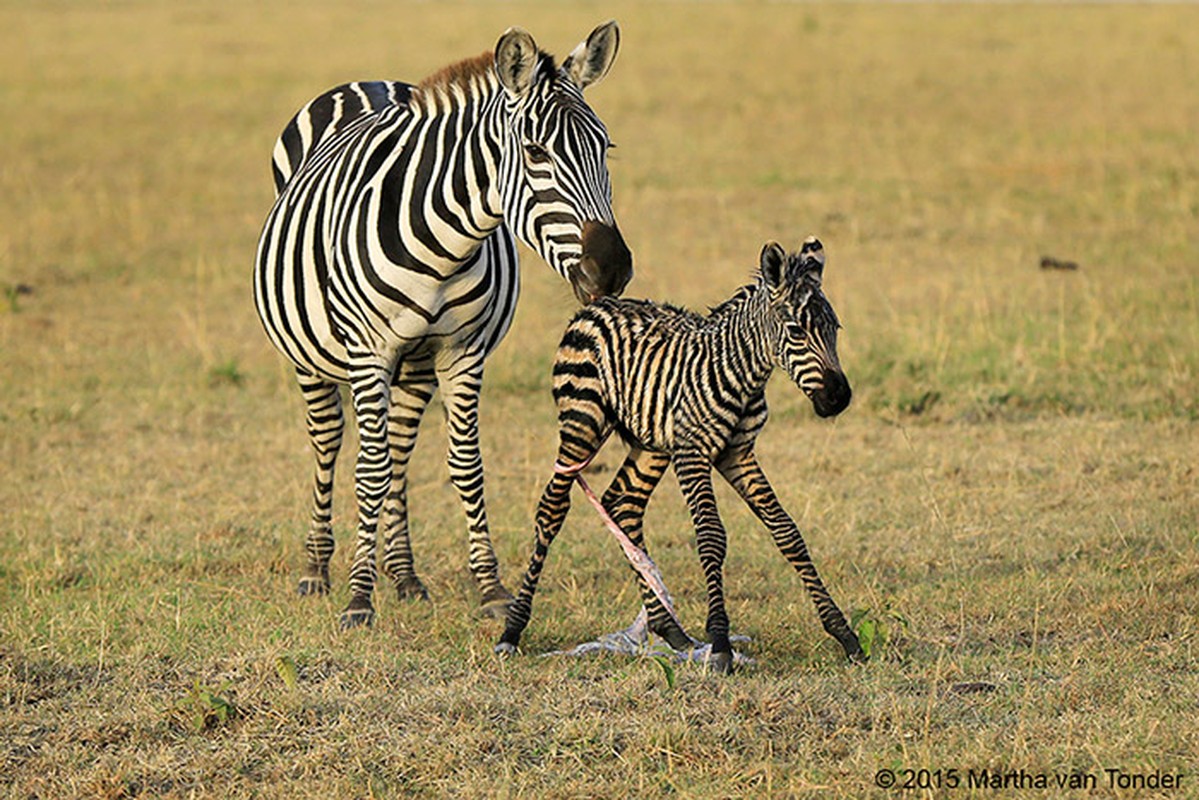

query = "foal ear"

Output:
[[797, 236, 825, 285], [495, 27, 540, 99], [563, 20, 620, 90], [759, 241, 787, 289]]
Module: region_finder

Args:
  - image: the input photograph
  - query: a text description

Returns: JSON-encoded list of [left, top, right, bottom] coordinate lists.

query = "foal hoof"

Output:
[[494, 641, 518, 657], [654, 622, 695, 653], [297, 576, 330, 597], [338, 597, 375, 630], [841, 634, 869, 664], [706, 650, 735, 675], [479, 586, 514, 619], [395, 575, 430, 602]]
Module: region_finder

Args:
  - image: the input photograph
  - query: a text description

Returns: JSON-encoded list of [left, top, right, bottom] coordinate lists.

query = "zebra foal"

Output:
[[496, 239, 865, 673]]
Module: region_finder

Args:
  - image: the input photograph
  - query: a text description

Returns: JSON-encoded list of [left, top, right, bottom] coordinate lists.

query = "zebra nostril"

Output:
[[570, 259, 602, 304], [812, 372, 852, 418], [580, 221, 632, 297]]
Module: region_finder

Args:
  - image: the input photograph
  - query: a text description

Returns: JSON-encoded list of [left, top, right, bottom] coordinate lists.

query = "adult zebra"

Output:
[[254, 22, 632, 629]]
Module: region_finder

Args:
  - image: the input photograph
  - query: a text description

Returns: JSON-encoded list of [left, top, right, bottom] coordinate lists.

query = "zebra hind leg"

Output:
[[380, 361, 438, 603], [296, 371, 344, 598], [496, 424, 607, 654], [599, 448, 693, 651]]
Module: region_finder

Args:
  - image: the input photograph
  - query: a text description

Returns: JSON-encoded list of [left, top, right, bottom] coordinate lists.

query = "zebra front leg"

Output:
[[599, 448, 692, 650], [674, 451, 735, 674], [340, 359, 397, 629], [296, 371, 344, 597], [716, 447, 864, 662], [380, 360, 438, 603], [437, 358, 512, 616]]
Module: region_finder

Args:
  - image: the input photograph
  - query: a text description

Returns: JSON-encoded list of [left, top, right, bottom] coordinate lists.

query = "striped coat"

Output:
[[254, 23, 631, 629], [498, 239, 864, 672]]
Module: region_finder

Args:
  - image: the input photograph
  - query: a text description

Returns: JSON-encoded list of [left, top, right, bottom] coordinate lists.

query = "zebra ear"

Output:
[[796, 236, 825, 286], [563, 20, 620, 90], [760, 242, 787, 290], [496, 27, 540, 99]]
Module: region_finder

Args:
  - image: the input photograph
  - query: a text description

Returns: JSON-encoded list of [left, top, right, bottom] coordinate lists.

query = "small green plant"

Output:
[[207, 358, 245, 387], [899, 390, 941, 417], [648, 654, 676, 690], [4, 283, 31, 313], [173, 680, 239, 732], [850, 605, 910, 659], [274, 654, 299, 692]]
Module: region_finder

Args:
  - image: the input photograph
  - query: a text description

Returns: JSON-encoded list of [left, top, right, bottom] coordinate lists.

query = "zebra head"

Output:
[[760, 238, 852, 418], [493, 22, 632, 303]]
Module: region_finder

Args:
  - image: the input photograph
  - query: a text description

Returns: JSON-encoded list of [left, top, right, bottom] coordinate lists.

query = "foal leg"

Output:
[[673, 450, 735, 674], [496, 421, 608, 654], [599, 448, 692, 650], [716, 446, 864, 662]]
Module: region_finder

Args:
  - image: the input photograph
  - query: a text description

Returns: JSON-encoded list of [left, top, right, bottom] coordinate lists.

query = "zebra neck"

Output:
[[710, 287, 776, 396], [385, 87, 509, 267]]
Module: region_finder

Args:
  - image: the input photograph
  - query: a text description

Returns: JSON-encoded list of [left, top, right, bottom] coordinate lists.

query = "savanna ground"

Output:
[[1, 2, 1197, 797]]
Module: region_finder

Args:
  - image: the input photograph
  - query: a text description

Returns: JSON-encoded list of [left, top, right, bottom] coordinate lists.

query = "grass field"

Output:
[[2, 2, 1197, 797]]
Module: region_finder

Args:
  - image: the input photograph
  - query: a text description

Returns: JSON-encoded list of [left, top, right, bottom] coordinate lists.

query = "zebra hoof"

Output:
[[480, 599, 513, 619], [707, 650, 735, 675], [494, 641, 518, 657], [654, 622, 694, 652], [841, 633, 869, 664], [338, 597, 375, 630], [297, 576, 330, 597], [395, 576, 430, 602], [479, 586, 515, 619]]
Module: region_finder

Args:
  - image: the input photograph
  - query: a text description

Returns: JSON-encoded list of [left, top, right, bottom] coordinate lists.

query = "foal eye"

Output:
[[523, 142, 552, 163], [785, 323, 808, 342]]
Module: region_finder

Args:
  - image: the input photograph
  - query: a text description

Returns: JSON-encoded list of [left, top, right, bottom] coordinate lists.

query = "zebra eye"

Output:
[[785, 323, 808, 342], [523, 142, 552, 163]]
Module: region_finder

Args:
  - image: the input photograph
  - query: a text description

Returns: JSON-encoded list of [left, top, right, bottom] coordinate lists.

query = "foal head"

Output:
[[759, 237, 851, 418]]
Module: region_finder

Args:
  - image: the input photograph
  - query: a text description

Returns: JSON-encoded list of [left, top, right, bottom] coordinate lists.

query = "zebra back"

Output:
[[271, 81, 412, 194]]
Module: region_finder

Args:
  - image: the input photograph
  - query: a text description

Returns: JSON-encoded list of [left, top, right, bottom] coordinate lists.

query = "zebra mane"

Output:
[[707, 283, 759, 320], [411, 49, 557, 113], [416, 52, 494, 94]]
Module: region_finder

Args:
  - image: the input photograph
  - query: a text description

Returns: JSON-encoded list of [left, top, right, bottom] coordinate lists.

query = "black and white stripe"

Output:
[[253, 23, 632, 628], [497, 238, 865, 672]]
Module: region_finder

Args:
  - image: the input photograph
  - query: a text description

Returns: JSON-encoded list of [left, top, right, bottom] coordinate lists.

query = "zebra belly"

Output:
[[258, 229, 519, 385]]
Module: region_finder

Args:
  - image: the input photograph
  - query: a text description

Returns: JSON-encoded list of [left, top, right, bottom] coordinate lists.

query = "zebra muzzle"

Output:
[[810, 370, 852, 418], [574, 221, 632, 302]]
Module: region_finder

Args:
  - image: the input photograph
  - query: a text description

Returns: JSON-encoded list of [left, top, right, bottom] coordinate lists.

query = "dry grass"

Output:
[[2, 2, 1197, 798]]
